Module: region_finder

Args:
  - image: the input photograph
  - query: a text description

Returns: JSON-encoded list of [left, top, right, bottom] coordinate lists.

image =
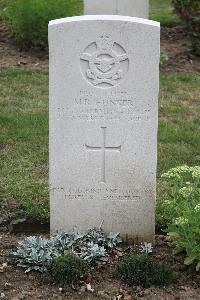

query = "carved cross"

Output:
[[85, 127, 121, 183]]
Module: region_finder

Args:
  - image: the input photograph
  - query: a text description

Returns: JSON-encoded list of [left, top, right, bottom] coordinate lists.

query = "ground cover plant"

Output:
[[14, 226, 177, 287], [158, 166, 200, 271], [49, 253, 88, 285], [14, 224, 122, 273], [117, 253, 175, 287], [0, 69, 199, 221]]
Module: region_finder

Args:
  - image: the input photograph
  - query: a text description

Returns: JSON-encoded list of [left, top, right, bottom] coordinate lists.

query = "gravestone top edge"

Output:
[[49, 15, 160, 28]]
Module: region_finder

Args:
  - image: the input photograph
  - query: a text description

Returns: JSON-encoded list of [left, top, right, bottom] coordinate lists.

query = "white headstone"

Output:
[[49, 15, 160, 243], [84, 0, 149, 19]]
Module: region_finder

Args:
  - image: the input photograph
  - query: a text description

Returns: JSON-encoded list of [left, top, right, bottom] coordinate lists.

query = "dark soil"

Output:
[[160, 26, 200, 73], [0, 21, 200, 72], [0, 22, 48, 69], [0, 232, 199, 300]]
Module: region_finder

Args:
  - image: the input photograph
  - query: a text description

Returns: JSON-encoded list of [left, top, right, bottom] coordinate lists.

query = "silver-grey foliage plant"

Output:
[[139, 242, 153, 254], [14, 224, 122, 273], [13, 236, 59, 273]]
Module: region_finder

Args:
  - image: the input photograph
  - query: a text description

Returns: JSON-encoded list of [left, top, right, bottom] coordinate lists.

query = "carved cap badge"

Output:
[[80, 34, 129, 88]]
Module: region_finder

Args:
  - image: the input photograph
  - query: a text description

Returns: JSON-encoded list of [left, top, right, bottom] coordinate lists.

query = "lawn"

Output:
[[150, 0, 180, 25], [0, 69, 49, 220], [0, 69, 199, 220]]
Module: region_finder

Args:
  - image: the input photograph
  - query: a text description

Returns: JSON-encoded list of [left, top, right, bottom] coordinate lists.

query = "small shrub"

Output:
[[172, 0, 200, 56], [49, 253, 88, 285], [117, 254, 175, 287], [159, 166, 200, 271], [3, 0, 83, 49]]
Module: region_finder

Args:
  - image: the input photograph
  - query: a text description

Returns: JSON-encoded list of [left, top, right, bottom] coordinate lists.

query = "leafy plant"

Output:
[[77, 242, 107, 264], [139, 242, 153, 254], [160, 165, 200, 271], [82, 223, 105, 246], [13, 236, 59, 273], [117, 254, 175, 287], [14, 224, 122, 273], [106, 232, 122, 248], [52, 227, 84, 252], [3, 0, 83, 49], [172, 0, 200, 56], [49, 253, 88, 285]]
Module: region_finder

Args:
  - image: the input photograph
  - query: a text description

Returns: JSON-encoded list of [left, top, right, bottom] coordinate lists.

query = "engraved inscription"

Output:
[[56, 91, 153, 122], [51, 187, 140, 202], [80, 34, 129, 88], [85, 127, 121, 183]]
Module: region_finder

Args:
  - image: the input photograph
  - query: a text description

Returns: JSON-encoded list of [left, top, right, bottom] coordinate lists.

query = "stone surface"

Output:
[[49, 15, 160, 242], [84, 0, 149, 19]]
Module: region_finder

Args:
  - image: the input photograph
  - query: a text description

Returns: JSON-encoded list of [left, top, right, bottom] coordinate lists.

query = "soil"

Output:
[[0, 22, 48, 69], [0, 232, 200, 300], [160, 26, 200, 73], [0, 21, 200, 72]]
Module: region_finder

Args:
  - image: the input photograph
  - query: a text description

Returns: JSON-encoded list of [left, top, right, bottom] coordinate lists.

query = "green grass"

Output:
[[0, 0, 9, 9], [0, 69, 49, 219], [0, 69, 199, 220], [158, 73, 200, 174], [150, 0, 180, 26], [0, 0, 11, 17]]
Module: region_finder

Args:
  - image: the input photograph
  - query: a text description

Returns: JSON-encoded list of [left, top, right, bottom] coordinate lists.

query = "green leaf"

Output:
[[167, 232, 179, 237], [173, 247, 183, 255], [184, 257, 195, 266], [196, 262, 200, 272]]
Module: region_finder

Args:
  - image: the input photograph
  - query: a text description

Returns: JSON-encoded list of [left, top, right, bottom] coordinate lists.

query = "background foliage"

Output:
[[2, 0, 181, 49], [172, 0, 200, 56], [150, 0, 180, 26], [3, 0, 83, 49]]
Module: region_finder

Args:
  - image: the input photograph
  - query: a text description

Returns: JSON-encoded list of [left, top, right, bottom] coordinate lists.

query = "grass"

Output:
[[0, 0, 11, 17], [150, 0, 180, 26], [0, 69, 199, 220], [0, 69, 49, 219], [0, 0, 9, 9], [158, 73, 200, 174]]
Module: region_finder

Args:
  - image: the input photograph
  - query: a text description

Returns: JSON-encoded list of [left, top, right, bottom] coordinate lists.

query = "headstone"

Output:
[[49, 15, 160, 243], [84, 0, 149, 19]]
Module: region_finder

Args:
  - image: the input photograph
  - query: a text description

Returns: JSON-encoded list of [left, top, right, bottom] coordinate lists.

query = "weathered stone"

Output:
[[84, 0, 149, 19], [49, 15, 160, 242]]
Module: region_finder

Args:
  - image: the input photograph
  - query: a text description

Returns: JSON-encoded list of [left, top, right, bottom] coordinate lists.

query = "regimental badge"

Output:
[[80, 34, 129, 88]]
